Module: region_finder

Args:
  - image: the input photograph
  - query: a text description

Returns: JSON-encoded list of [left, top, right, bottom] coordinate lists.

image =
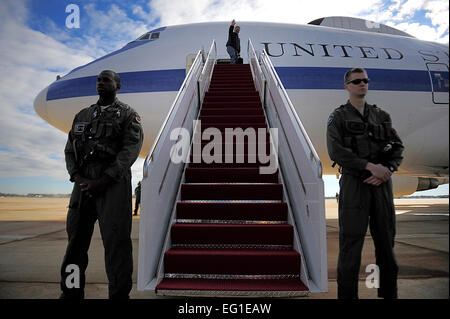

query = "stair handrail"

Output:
[[138, 40, 217, 291], [247, 39, 327, 292], [143, 49, 203, 177], [261, 51, 322, 178], [143, 40, 217, 177], [198, 39, 217, 106], [247, 39, 265, 100]]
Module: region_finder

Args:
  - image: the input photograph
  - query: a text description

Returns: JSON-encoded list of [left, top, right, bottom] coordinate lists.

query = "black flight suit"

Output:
[[61, 98, 143, 299], [326, 101, 404, 299]]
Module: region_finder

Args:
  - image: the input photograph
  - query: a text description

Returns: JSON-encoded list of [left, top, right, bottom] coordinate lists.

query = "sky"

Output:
[[0, 0, 448, 197]]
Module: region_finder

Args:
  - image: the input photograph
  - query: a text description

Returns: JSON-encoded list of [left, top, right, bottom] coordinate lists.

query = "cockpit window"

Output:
[[137, 33, 150, 40], [131, 27, 166, 43], [134, 32, 160, 41], [135, 32, 150, 41]]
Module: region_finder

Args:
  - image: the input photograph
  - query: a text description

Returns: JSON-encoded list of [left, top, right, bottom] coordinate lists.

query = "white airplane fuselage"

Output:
[[34, 21, 449, 194]]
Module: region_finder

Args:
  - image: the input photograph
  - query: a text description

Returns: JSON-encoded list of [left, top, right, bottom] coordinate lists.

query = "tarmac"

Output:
[[0, 197, 448, 299]]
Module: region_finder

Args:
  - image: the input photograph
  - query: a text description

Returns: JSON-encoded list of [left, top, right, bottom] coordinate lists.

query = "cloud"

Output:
[[377, 0, 449, 43], [140, 0, 448, 43], [0, 0, 148, 187], [387, 21, 447, 42], [146, 0, 383, 26], [424, 0, 449, 39], [82, 3, 150, 53], [0, 0, 91, 181]]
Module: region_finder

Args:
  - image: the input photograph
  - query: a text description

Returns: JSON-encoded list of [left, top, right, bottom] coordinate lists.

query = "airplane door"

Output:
[[426, 63, 449, 105], [186, 53, 198, 75]]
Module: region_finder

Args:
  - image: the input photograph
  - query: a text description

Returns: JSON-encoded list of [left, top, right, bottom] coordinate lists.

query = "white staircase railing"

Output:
[[248, 39, 327, 292], [138, 40, 217, 291]]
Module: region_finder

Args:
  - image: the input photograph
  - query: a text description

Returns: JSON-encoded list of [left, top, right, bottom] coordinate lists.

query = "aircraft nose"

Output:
[[34, 86, 49, 122]]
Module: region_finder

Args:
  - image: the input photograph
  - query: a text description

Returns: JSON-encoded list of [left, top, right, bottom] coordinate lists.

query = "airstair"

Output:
[[138, 40, 327, 297]]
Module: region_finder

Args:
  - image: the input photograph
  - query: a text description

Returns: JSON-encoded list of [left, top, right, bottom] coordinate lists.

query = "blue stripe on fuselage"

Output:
[[47, 69, 186, 100], [47, 67, 437, 101], [276, 67, 432, 91]]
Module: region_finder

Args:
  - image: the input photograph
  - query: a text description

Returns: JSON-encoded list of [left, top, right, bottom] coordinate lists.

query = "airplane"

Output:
[[33, 17, 449, 197]]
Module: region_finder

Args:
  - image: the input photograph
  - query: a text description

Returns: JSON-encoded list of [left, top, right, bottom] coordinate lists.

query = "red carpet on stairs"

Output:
[[155, 63, 309, 297]]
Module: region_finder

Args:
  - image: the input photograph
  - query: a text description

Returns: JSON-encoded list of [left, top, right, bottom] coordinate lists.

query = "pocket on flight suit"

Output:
[[104, 121, 121, 138], [338, 175, 369, 237], [355, 135, 370, 158]]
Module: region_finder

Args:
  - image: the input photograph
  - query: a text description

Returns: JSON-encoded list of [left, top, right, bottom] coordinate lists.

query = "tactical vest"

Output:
[[72, 104, 126, 166], [340, 104, 392, 162]]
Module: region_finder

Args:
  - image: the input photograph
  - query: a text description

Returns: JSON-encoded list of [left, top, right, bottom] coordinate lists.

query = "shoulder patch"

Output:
[[327, 114, 334, 126]]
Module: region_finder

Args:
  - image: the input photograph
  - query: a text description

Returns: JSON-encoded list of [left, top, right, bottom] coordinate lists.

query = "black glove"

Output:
[[75, 174, 112, 195]]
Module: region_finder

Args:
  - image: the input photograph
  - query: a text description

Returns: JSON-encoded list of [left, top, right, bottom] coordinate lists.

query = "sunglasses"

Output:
[[346, 78, 370, 85]]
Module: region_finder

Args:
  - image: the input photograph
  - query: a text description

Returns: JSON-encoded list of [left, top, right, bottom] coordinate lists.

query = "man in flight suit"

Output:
[[326, 67, 404, 299], [60, 70, 143, 299]]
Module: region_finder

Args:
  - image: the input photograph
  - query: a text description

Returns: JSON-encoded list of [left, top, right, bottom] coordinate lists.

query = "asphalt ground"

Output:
[[0, 197, 448, 299]]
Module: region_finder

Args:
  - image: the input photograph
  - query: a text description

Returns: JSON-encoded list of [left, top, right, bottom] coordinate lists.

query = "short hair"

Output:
[[101, 70, 121, 86], [344, 67, 366, 83], [234, 25, 240, 31]]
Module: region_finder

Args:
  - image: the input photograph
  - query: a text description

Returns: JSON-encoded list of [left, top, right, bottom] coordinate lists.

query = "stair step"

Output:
[[213, 70, 251, 73], [214, 64, 250, 69], [189, 154, 274, 166], [211, 76, 253, 81], [210, 76, 253, 81], [202, 101, 262, 108], [214, 67, 251, 71], [192, 141, 271, 152], [207, 90, 256, 96], [181, 183, 283, 200], [163, 248, 300, 275], [199, 115, 265, 123], [209, 81, 254, 85], [209, 85, 255, 91], [192, 131, 272, 141], [156, 278, 309, 297], [209, 80, 254, 85], [171, 223, 293, 246], [204, 95, 258, 102], [210, 75, 253, 80], [185, 167, 277, 183], [188, 162, 271, 168], [205, 90, 258, 96], [212, 70, 252, 75], [200, 123, 267, 131], [176, 202, 287, 221], [200, 108, 264, 116]]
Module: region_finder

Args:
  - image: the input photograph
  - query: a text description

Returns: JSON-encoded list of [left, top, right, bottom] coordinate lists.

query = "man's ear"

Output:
[[116, 82, 121, 91]]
